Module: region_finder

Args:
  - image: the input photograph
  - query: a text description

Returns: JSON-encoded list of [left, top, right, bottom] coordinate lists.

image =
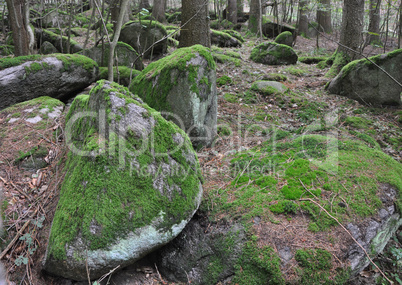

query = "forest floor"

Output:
[[0, 27, 401, 285]]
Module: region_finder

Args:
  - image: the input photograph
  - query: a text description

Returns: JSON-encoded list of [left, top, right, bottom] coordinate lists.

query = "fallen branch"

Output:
[[299, 197, 393, 284], [0, 220, 30, 260]]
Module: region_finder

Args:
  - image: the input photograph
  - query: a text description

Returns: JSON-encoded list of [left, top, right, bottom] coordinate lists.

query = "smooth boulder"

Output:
[[250, 42, 298, 65], [43, 80, 203, 280], [130, 45, 217, 148], [119, 20, 167, 58], [0, 54, 98, 110], [327, 49, 402, 106]]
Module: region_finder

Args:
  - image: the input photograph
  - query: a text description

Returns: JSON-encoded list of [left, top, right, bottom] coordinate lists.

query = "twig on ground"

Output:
[[299, 197, 393, 285], [0, 220, 30, 260]]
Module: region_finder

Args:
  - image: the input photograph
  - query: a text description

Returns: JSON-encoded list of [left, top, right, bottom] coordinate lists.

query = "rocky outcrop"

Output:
[[43, 80, 203, 281], [39, 41, 59, 54], [251, 80, 289, 96], [152, 215, 246, 284], [119, 20, 167, 59], [327, 49, 402, 106], [0, 54, 98, 110], [211, 30, 241, 48], [130, 45, 217, 148], [250, 42, 298, 65], [79, 41, 144, 71]]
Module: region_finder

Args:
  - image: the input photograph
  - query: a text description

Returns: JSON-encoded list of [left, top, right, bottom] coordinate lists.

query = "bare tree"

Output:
[[152, 0, 166, 23], [179, 0, 211, 48], [316, 0, 332, 33], [139, 0, 151, 10]]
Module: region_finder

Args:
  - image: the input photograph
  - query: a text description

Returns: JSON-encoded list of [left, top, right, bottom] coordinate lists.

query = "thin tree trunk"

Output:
[[108, 0, 130, 81], [399, 0, 402, 49], [248, 0, 261, 34], [367, 0, 381, 45]]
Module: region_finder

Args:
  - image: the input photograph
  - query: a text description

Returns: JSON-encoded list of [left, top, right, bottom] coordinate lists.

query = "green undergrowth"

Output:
[[294, 248, 351, 284], [48, 81, 202, 261], [284, 66, 307, 77], [206, 134, 402, 230], [217, 75, 232, 86], [298, 56, 328, 64], [211, 46, 241, 66]]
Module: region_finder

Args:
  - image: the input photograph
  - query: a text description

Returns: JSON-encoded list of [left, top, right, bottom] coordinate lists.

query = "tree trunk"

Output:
[[227, 0, 237, 24], [179, 0, 211, 48], [298, 0, 309, 36], [139, 0, 151, 10], [326, 0, 364, 77], [152, 0, 166, 23], [237, 0, 244, 20], [108, 0, 130, 81], [248, 0, 261, 34], [111, 0, 130, 32], [316, 0, 332, 33], [399, 0, 402, 49], [367, 0, 381, 45], [6, 0, 30, 56]]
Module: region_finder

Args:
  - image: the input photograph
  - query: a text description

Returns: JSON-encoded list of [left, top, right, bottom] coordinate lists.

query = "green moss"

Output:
[[263, 73, 288, 82], [167, 12, 181, 23], [98, 66, 140, 85], [325, 50, 350, 78], [298, 56, 328, 64], [251, 81, 280, 96], [0, 54, 44, 70], [250, 42, 296, 65], [42, 29, 81, 52], [123, 20, 167, 35], [48, 81, 202, 261], [130, 45, 215, 111], [224, 93, 238, 103], [284, 66, 306, 76], [344, 116, 372, 129], [232, 241, 285, 285], [217, 75, 232, 86], [307, 222, 320, 232], [1, 96, 64, 114], [54, 53, 97, 73], [269, 200, 299, 214], [274, 31, 293, 44], [222, 30, 245, 42]]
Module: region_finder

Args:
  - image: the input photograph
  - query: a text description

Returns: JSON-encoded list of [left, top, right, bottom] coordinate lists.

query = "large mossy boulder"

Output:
[[119, 20, 167, 59], [211, 30, 241, 48], [0, 54, 98, 110], [130, 45, 217, 148], [36, 28, 83, 53], [250, 42, 298, 65], [79, 41, 144, 70], [251, 80, 289, 96], [43, 80, 203, 281], [327, 49, 402, 106]]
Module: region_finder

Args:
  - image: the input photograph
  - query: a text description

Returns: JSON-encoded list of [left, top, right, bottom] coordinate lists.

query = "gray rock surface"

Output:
[[79, 42, 144, 70], [0, 54, 98, 110], [250, 42, 298, 65], [152, 216, 246, 285], [43, 80, 203, 281], [274, 31, 293, 47], [36, 28, 83, 53], [251, 80, 289, 95], [327, 49, 402, 106], [130, 45, 217, 148], [119, 20, 167, 58], [39, 41, 59, 55]]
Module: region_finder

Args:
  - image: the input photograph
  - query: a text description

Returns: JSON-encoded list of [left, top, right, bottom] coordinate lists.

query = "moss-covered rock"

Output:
[[250, 42, 298, 65], [43, 80, 203, 281], [222, 29, 245, 43], [36, 28, 83, 53], [211, 29, 242, 48], [262, 17, 296, 38], [327, 49, 402, 106], [79, 41, 144, 70], [130, 45, 217, 148], [39, 41, 59, 55], [274, 31, 293, 47], [0, 54, 98, 110], [167, 12, 181, 23], [119, 20, 167, 59], [98, 66, 141, 87], [250, 80, 289, 96]]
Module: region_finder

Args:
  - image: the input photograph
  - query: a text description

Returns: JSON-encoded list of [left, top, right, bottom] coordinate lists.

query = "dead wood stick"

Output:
[[299, 198, 393, 284], [0, 220, 30, 260]]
